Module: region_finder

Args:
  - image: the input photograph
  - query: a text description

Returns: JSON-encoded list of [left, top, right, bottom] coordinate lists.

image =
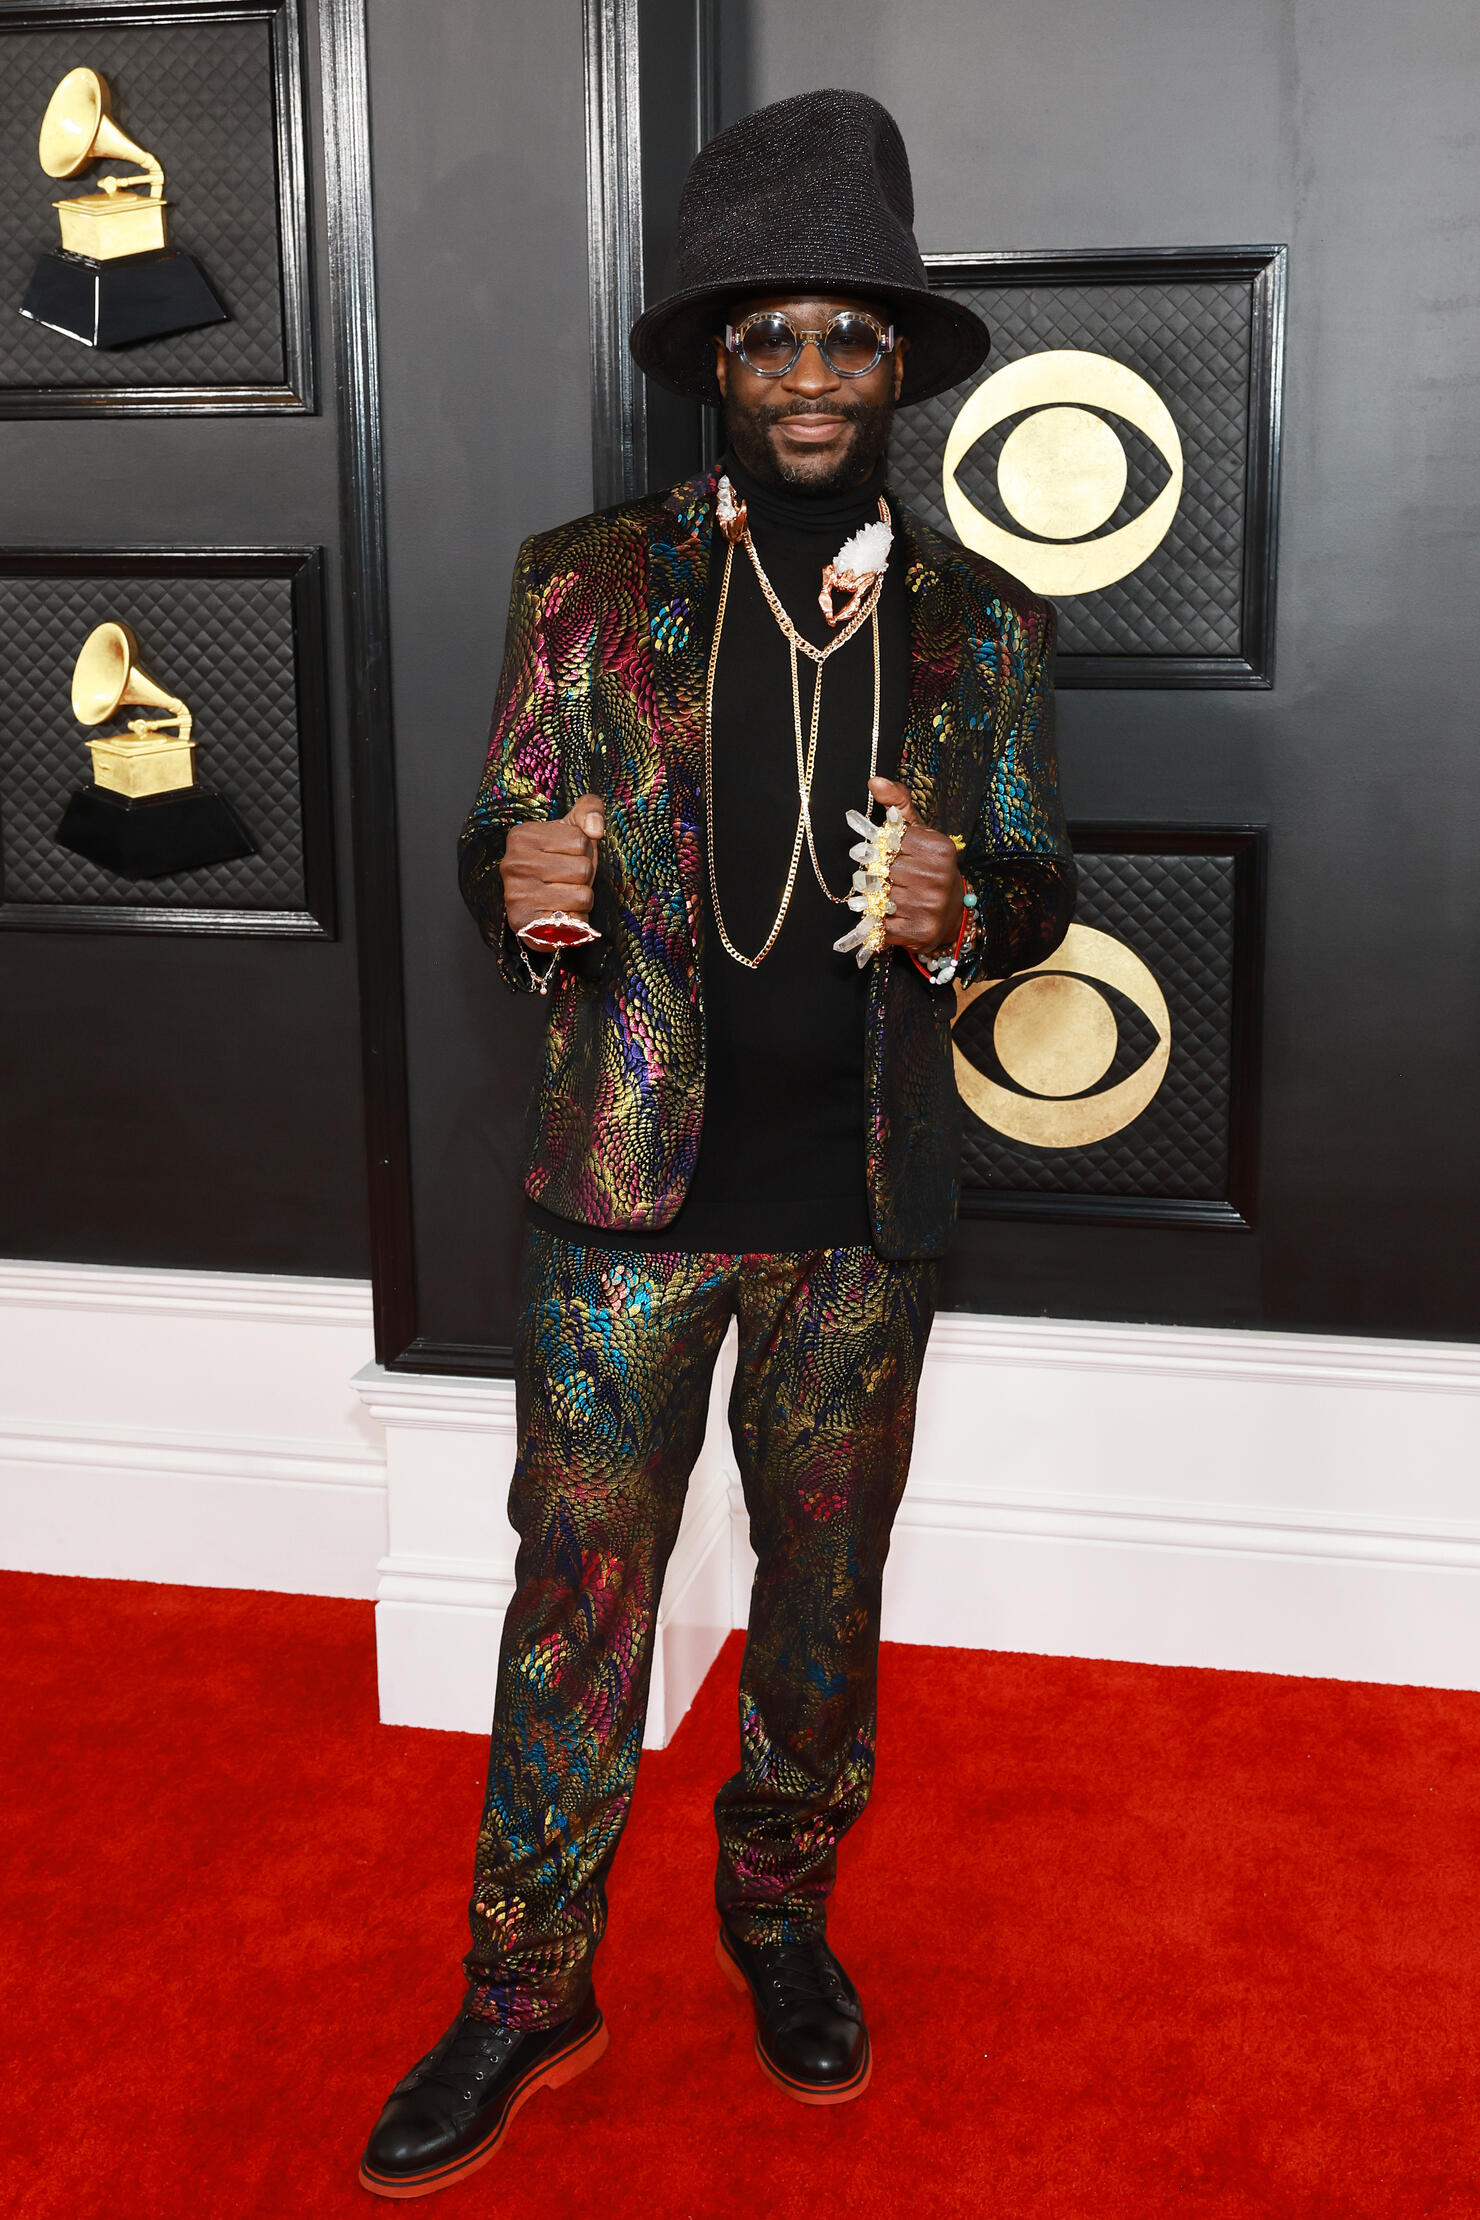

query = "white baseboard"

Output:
[[891, 1312, 1480, 1689], [0, 1260, 382, 1598], [5, 1258, 1477, 1726], [356, 1340, 737, 1747], [646, 1422, 736, 1747]]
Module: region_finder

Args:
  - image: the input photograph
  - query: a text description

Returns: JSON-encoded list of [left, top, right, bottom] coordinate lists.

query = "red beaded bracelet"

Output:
[[909, 896, 971, 985]]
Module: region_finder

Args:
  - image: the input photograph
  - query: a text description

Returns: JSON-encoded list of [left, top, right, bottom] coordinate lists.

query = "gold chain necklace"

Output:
[[703, 506, 888, 970], [744, 531, 883, 908]]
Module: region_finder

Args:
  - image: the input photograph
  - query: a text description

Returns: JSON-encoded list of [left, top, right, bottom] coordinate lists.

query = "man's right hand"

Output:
[[498, 794, 605, 935]]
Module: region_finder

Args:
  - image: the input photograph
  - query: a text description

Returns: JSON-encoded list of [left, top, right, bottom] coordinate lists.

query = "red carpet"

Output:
[[2, 1571, 1479, 2219]]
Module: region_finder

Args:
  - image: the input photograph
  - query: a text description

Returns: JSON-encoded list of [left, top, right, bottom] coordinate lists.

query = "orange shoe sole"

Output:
[[715, 1929, 872, 2106], [358, 2008, 609, 2200]]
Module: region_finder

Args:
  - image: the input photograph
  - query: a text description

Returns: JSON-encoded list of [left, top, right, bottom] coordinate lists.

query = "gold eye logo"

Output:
[[953, 924, 1171, 1147], [942, 350, 1183, 595]]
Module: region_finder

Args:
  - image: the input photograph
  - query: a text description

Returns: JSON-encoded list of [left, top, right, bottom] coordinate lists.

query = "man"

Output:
[[359, 88, 1073, 2198]]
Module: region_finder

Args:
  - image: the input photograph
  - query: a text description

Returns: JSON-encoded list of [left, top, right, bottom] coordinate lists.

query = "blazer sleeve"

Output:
[[457, 536, 566, 995], [954, 599, 1076, 990]]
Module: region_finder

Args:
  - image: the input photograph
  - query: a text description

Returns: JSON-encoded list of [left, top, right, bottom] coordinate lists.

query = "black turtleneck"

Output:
[[531, 449, 910, 1253]]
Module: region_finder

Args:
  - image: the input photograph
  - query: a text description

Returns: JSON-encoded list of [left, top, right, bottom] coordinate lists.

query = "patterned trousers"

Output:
[[462, 1228, 937, 2027]]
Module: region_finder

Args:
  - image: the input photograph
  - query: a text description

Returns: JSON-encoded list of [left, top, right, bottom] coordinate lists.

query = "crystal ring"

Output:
[[832, 804, 907, 968]]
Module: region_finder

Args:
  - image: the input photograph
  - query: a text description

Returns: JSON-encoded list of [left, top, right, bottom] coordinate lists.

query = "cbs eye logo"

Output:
[[942, 350, 1183, 595], [952, 925, 1171, 1147]]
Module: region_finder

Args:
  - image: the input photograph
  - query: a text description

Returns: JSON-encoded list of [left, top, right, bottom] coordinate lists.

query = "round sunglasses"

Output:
[[723, 309, 896, 379]]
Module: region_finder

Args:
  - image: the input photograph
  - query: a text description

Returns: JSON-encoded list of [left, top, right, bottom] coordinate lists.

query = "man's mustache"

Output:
[[755, 397, 876, 426]]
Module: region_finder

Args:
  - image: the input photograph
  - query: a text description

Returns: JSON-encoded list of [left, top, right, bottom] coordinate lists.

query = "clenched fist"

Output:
[[866, 776, 964, 954], [499, 793, 605, 936]]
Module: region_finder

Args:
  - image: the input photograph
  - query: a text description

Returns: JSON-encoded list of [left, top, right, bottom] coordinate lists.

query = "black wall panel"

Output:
[[13, 0, 1473, 1343], [0, 929, 364, 1269], [733, 0, 1480, 1340], [351, 0, 1478, 1362], [955, 830, 1264, 1232], [894, 250, 1283, 686], [0, 0, 368, 1276]]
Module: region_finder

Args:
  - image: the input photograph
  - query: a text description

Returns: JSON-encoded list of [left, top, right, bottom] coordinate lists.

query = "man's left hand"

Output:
[[866, 776, 964, 955]]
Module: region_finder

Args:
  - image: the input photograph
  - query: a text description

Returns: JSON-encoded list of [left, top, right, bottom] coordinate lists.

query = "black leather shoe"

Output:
[[358, 1990, 607, 2198], [717, 1924, 871, 2104]]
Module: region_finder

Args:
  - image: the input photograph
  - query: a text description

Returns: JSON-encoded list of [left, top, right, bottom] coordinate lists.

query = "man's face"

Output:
[[712, 293, 908, 495]]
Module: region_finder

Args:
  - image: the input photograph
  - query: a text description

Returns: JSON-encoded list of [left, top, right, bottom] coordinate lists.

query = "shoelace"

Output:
[[416, 2017, 518, 2107], [763, 1939, 843, 2012]]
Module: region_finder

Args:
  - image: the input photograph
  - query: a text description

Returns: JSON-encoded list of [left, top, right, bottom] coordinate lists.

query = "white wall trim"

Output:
[[3, 1260, 1477, 1724], [356, 1340, 739, 1747], [899, 1473, 1480, 1573], [0, 1257, 373, 1328], [0, 1258, 382, 1598], [889, 1309, 1480, 1691], [377, 1553, 516, 1614], [356, 1370, 521, 1433], [0, 1414, 384, 1492], [353, 1306, 1480, 1725], [926, 1310, 1480, 1395]]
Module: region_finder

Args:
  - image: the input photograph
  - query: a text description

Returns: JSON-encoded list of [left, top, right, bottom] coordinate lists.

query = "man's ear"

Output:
[[712, 335, 729, 403], [891, 333, 910, 403]]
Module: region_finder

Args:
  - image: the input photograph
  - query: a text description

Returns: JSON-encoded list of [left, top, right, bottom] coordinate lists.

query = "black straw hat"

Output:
[[629, 89, 989, 409]]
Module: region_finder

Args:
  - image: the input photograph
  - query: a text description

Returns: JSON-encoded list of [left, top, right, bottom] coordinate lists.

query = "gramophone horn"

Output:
[[71, 621, 188, 732], [38, 68, 162, 191]]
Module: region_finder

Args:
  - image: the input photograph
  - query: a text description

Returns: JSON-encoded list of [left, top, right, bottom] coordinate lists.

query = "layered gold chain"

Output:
[[703, 507, 889, 970]]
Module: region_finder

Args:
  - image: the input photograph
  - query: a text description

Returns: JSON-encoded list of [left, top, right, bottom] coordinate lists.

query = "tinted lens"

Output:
[[825, 314, 883, 374], [739, 315, 798, 374]]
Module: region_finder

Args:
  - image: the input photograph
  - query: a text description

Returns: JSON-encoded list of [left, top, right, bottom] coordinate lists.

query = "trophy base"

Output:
[[55, 785, 256, 880], [20, 248, 228, 349]]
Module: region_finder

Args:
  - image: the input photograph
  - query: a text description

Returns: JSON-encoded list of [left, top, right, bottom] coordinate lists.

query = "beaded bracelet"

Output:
[[910, 885, 978, 988]]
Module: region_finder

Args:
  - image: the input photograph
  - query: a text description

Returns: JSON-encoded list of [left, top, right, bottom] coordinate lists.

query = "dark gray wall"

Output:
[[367, 0, 1479, 1351], [0, 1, 369, 1276], [640, 0, 713, 489], [18, 0, 1470, 1338], [726, 0, 1480, 1336], [365, 0, 591, 1350]]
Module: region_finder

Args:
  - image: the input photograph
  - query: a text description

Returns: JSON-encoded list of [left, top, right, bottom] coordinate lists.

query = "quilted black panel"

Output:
[[0, 14, 285, 388], [956, 849, 1236, 1200], [0, 570, 306, 909], [891, 278, 1252, 658]]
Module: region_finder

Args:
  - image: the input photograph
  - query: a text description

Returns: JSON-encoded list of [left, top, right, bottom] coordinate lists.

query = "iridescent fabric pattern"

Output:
[[464, 1229, 937, 2027], [458, 468, 1074, 1260]]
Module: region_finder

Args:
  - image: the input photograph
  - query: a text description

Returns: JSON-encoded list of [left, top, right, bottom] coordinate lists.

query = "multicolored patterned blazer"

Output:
[[459, 466, 1074, 1260]]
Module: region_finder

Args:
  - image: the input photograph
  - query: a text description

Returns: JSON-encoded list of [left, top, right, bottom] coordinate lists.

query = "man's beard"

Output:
[[724, 391, 894, 494]]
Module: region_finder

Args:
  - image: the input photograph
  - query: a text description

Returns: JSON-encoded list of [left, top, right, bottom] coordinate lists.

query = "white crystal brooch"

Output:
[[819, 510, 893, 626]]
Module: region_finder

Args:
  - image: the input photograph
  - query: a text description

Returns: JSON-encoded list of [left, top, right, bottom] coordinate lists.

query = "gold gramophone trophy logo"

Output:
[[73, 620, 195, 795], [54, 621, 254, 880], [19, 68, 227, 348]]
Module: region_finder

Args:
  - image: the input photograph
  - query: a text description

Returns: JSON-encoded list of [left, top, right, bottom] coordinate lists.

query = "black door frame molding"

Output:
[[343, 0, 719, 1372], [586, 0, 719, 505], [583, 0, 645, 508], [319, 0, 416, 1364]]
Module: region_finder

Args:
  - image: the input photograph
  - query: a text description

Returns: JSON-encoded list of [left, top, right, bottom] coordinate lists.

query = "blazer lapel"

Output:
[[865, 502, 976, 1064], [894, 500, 970, 822], [645, 470, 717, 969]]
